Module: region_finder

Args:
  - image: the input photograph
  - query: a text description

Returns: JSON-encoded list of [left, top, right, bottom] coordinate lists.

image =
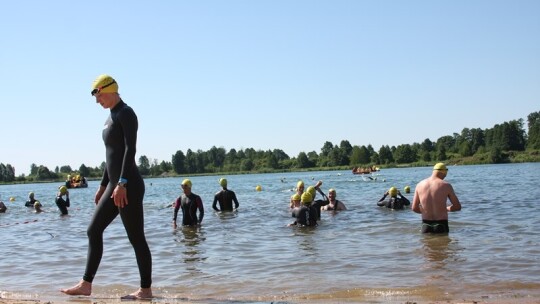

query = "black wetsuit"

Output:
[[421, 219, 450, 233], [25, 198, 37, 207], [212, 188, 239, 211], [174, 193, 204, 226], [84, 100, 152, 289], [377, 194, 411, 210], [55, 195, 70, 215], [323, 199, 346, 211], [291, 200, 329, 226]]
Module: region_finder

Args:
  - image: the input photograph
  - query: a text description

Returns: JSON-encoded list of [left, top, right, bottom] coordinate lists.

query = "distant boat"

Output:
[[352, 166, 380, 175]]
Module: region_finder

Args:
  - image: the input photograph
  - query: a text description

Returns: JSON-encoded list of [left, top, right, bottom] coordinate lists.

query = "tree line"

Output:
[[1, 110, 539, 183]]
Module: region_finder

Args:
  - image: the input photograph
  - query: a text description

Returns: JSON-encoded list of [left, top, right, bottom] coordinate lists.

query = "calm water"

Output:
[[1, 163, 540, 303]]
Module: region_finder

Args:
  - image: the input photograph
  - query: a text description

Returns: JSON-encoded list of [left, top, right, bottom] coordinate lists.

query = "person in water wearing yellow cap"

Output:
[[212, 178, 239, 212], [33, 201, 43, 213], [290, 193, 301, 208], [289, 189, 330, 227], [173, 179, 204, 228], [289, 180, 305, 207], [289, 180, 322, 208], [412, 163, 461, 233], [377, 186, 410, 210], [55, 185, 70, 215], [62, 75, 152, 300], [25, 192, 38, 207], [289, 192, 317, 227]]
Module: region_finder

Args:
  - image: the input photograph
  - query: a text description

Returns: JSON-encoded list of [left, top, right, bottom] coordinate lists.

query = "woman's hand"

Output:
[[112, 185, 128, 208], [94, 186, 106, 205]]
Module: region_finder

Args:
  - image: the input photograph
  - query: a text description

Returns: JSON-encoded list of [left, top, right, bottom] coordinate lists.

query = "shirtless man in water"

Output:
[[412, 163, 461, 233]]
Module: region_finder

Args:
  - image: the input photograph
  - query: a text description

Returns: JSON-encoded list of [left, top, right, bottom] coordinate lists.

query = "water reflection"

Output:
[[420, 234, 460, 286], [294, 228, 318, 257], [421, 234, 452, 267], [173, 226, 206, 269]]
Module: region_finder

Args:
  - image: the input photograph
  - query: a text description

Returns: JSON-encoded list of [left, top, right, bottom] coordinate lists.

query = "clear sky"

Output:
[[1, 1, 539, 176]]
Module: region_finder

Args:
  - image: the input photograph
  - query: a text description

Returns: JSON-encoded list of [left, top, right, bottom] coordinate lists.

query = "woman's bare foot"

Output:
[[60, 280, 92, 296], [120, 287, 153, 300]]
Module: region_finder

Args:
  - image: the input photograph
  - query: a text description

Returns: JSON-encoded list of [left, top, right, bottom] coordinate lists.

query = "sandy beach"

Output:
[[1, 291, 540, 304]]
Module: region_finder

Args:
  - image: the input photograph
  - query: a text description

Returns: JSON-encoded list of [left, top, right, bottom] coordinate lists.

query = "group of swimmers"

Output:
[[287, 180, 348, 227], [172, 177, 240, 228], [0, 185, 72, 215], [2, 162, 461, 235], [286, 162, 462, 234]]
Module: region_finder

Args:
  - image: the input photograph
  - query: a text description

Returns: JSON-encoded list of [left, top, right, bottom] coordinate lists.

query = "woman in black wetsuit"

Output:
[[173, 179, 204, 228], [61, 75, 152, 299]]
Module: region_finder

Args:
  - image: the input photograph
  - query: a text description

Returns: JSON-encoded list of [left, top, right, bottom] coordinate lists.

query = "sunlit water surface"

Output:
[[1, 163, 539, 303]]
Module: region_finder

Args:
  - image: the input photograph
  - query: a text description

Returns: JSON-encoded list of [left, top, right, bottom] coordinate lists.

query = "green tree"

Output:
[[150, 159, 163, 176], [378, 145, 393, 164], [36, 165, 55, 180], [339, 140, 353, 157], [265, 150, 279, 169], [459, 141, 472, 157], [527, 111, 540, 149], [469, 128, 485, 154], [240, 158, 254, 171], [159, 160, 172, 173], [138, 155, 150, 176], [320, 141, 334, 157], [30, 163, 38, 176], [60, 165, 72, 173], [297, 152, 311, 168], [436, 135, 456, 154], [184, 149, 198, 173], [0, 163, 16, 182], [172, 150, 186, 174], [393, 144, 417, 164], [489, 146, 504, 163], [436, 145, 447, 161], [208, 146, 226, 168], [79, 164, 90, 177]]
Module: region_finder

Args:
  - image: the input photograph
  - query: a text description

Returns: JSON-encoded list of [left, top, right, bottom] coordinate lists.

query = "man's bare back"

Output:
[[412, 163, 461, 221]]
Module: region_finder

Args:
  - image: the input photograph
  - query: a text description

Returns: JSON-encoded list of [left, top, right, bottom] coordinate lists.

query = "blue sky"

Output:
[[1, 1, 539, 175]]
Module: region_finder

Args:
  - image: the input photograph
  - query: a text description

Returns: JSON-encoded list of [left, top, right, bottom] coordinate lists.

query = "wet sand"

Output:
[[1, 292, 539, 304]]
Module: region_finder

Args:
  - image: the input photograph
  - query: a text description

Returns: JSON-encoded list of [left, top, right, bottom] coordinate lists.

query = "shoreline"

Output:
[[2, 289, 540, 304]]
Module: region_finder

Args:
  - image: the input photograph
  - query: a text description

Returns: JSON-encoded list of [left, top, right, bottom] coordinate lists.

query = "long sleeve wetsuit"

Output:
[[55, 195, 70, 215], [83, 100, 152, 289], [377, 194, 411, 210], [173, 193, 204, 226], [212, 188, 239, 211]]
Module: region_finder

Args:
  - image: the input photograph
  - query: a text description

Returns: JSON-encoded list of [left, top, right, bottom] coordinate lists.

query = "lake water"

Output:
[[1, 163, 540, 303]]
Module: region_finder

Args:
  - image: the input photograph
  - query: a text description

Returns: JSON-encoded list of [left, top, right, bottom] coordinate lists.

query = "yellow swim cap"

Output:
[[301, 192, 313, 205], [219, 178, 227, 187], [59, 186, 68, 195], [389, 187, 398, 197], [328, 188, 336, 194], [306, 186, 316, 198], [433, 163, 448, 171], [404, 186, 411, 193], [297, 180, 304, 189], [255, 185, 262, 191], [181, 179, 192, 189], [291, 193, 301, 201], [34, 201, 42, 208], [91, 74, 118, 95]]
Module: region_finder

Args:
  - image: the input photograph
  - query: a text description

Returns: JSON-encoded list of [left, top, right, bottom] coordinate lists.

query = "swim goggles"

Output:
[[91, 80, 117, 96]]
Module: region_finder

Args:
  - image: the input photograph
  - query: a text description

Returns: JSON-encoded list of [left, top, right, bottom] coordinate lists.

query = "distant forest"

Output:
[[1, 110, 539, 183]]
